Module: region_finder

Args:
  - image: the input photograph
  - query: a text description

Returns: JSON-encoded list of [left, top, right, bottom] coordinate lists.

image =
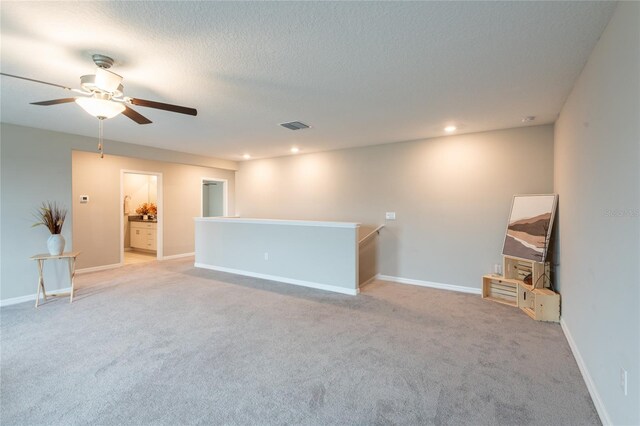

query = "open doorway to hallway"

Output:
[[121, 171, 163, 265], [201, 177, 228, 217]]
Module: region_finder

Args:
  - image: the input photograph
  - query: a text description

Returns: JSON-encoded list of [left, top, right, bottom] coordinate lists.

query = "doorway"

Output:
[[201, 178, 228, 217], [121, 170, 163, 265]]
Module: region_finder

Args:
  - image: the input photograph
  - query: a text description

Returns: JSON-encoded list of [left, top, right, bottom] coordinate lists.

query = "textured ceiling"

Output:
[[0, 1, 615, 161]]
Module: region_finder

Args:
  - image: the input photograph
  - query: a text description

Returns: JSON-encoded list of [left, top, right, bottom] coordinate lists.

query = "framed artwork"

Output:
[[502, 194, 558, 262]]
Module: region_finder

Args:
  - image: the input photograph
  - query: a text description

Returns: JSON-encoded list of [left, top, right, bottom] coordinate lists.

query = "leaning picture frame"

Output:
[[502, 194, 558, 262]]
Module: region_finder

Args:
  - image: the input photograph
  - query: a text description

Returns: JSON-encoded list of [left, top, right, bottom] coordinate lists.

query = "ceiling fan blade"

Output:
[[129, 98, 197, 116], [30, 98, 76, 106], [122, 105, 152, 124], [1, 72, 73, 91]]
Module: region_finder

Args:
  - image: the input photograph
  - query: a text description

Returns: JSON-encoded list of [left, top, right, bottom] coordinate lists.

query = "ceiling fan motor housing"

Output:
[[80, 74, 123, 97], [92, 54, 114, 69]]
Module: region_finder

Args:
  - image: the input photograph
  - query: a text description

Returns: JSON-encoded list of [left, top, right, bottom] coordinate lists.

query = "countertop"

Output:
[[128, 216, 157, 223]]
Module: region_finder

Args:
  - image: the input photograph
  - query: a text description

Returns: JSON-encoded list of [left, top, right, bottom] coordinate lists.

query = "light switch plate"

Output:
[[385, 212, 396, 220]]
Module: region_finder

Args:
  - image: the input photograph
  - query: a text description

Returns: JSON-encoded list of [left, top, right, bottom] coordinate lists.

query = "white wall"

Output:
[[0, 123, 237, 302], [195, 218, 358, 294], [1, 126, 74, 302], [237, 125, 554, 291], [554, 2, 640, 424]]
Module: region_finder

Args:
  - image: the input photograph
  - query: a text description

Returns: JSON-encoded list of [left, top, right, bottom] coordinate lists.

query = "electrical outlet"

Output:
[[494, 264, 502, 275], [620, 368, 628, 396], [264, 252, 269, 261], [385, 212, 396, 220]]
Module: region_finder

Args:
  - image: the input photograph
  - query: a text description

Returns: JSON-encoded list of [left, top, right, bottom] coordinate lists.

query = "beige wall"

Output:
[[554, 2, 639, 424], [0, 123, 236, 301], [73, 151, 235, 269], [237, 125, 554, 290]]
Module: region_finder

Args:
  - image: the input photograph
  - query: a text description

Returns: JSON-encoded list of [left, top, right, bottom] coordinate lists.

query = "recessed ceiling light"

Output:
[[444, 125, 457, 133], [522, 116, 536, 123], [290, 147, 300, 154], [243, 154, 251, 160]]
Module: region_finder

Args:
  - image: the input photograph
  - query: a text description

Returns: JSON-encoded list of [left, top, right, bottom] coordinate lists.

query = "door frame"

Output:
[[200, 177, 229, 217], [120, 169, 164, 263]]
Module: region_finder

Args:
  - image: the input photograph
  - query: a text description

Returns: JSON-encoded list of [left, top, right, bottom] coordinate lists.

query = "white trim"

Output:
[[120, 169, 164, 266], [0, 287, 72, 307], [200, 177, 229, 217], [76, 263, 122, 275], [194, 262, 359, 296], [193, 217, 360, 228], [161, 252, 195, 261], [377, 274, 481, 295], [560, 318, 610, 426]]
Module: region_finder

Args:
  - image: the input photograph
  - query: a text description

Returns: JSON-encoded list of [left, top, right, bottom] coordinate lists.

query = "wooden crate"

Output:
[[482, 275, 519, 307], [518, 284, 560, 322], [503, 255, 550, 289]]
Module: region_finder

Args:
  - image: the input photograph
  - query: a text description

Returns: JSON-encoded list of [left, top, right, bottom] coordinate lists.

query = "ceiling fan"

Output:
[[0, 54, 197, 125], [1, 54, 197, 157]]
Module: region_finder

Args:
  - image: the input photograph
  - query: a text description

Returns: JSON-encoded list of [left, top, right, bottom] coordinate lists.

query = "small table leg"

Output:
[[35, 259, 47, 308], [68, 257, 76, 303]]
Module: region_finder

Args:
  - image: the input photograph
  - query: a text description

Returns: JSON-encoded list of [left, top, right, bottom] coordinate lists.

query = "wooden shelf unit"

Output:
[[482, 255, 560, 323], [503, 255, 550, 289], [518, 283, 560, 322], [482, 275, 519, 307]]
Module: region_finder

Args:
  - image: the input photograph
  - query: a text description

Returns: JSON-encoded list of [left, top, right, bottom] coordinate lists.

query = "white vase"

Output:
[[47, 234, 65, 256]]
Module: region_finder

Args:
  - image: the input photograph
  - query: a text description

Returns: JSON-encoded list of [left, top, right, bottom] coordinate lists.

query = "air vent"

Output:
[[280, 121, 310, 131]]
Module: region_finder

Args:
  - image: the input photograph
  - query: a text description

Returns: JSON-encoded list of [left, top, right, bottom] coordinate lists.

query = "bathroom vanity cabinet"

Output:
[[130, 221, 157, 251]]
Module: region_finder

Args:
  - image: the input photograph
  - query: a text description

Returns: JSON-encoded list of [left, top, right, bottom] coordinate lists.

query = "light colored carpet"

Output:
[[1, 258, 599, 425]]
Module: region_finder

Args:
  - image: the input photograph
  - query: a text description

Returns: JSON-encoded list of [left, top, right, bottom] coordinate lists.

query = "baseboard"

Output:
[[161, 252, 195, 261], [194, 262, 358, 296], [377, 274, 481, 295], [560, 318, 610, 425], [0, 286, 72, 307], [76, 263, 122, 275]]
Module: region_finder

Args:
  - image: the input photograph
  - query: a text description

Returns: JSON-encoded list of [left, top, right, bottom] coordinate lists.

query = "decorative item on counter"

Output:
[[32, 201, 68, 255], [135, 202, 157, 220]]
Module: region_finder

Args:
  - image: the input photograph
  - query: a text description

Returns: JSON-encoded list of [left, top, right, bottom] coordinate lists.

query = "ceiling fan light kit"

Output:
[[0, 53, 197, 158], [75, 96, 126, 119]]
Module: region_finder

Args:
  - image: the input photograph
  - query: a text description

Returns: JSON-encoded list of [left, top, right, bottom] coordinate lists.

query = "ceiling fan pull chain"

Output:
[[98, 118, 104, 158]]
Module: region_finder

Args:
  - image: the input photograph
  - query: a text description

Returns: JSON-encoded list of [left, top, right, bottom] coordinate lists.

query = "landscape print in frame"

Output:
[[502, 194, 558, 262]]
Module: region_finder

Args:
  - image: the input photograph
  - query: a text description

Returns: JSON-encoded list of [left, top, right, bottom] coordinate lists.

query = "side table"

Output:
[[30, 251, 81, 308]]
